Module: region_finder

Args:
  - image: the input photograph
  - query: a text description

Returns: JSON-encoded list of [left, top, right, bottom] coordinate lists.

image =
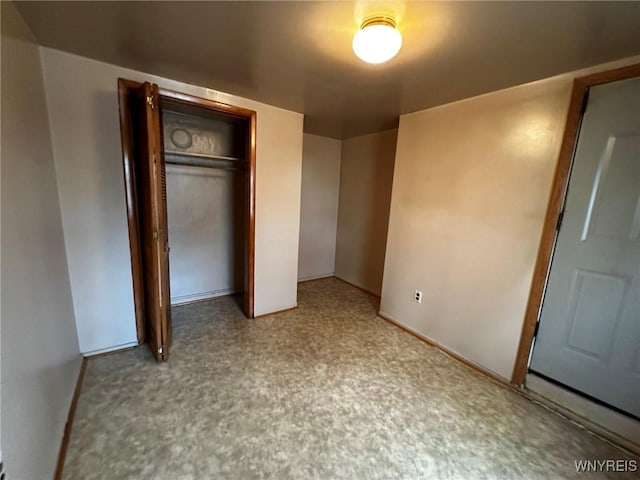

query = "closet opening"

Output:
[[118, 79, 256, 361]]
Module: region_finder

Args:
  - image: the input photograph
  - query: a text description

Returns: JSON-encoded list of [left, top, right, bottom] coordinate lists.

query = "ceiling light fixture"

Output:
[[352, 16, 403, 64]]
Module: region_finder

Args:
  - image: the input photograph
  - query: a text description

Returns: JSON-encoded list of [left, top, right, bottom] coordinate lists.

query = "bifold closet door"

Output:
[[132, 81, 172, 361]]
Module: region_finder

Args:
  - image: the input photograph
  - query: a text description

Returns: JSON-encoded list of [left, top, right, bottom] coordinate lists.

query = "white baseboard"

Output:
[[171, 288, 237, 306], [83, 341, 139, 357], [298, 273, 334, 282], [254, 303, 297, 318]]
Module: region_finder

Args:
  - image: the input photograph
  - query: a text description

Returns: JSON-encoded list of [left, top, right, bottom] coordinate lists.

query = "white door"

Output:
[[530, 76, 640, 418]]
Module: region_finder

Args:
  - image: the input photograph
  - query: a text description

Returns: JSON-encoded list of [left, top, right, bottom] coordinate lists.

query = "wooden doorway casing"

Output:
[[511, 63, 640, 385], [118, 78, 257, 352]]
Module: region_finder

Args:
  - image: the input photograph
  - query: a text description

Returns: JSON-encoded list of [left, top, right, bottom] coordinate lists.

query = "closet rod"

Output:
[[165, 154, 246, 171]]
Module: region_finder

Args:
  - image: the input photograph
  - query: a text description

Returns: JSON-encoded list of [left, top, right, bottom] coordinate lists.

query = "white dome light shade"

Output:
[[352, 17, 402, 64]]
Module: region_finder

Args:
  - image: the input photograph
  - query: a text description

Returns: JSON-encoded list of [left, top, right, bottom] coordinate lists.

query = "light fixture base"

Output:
[[361, 16, 397, 30]]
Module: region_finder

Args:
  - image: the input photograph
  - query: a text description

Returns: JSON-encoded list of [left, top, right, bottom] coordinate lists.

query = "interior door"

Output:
[[132, 82, 172, 361], [530, 76, 640, 417]]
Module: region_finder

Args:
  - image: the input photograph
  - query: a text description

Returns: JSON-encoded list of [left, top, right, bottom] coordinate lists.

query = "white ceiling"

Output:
[[16, 1, 640, 139]]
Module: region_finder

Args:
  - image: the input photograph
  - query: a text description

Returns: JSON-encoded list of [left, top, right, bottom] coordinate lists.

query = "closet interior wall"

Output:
[[160, 99, 248, 306]]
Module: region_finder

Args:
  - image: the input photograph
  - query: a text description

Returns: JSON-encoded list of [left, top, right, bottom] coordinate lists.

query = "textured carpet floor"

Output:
[[63, 277, 637, 479]]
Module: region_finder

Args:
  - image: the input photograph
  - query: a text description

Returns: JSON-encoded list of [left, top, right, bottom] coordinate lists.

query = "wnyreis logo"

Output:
[[575, 459, 638, 473]]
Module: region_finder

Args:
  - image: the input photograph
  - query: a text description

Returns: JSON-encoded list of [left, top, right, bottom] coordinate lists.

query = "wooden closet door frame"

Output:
[[118, 78, 257, 345], [511, 63, 640, 386]]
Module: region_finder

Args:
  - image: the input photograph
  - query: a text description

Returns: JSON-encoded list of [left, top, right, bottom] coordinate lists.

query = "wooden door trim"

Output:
[[117, 79, 257, 345], [511, 63, 640, 386], [158, 88, 257, 119]]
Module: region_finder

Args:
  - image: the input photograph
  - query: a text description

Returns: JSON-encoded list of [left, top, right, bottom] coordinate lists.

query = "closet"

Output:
[[118, 80, 256, 362], [163, 99, 247, 305]]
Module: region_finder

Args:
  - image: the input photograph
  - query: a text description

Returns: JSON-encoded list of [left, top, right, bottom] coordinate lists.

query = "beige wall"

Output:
[[40, 48, 303, 353], [298, 134, 341, 281], [380, 56, 640, 381], [1, 3, 81, 478], [335, 130, 397, 295]]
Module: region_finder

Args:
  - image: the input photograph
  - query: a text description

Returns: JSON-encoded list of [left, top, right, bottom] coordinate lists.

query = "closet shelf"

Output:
[[164, 150, 244, 162], [165, 151, 246, 171]]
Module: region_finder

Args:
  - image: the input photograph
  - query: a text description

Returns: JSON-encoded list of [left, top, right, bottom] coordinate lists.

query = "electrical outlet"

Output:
[[414, 290, 423, 304]]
